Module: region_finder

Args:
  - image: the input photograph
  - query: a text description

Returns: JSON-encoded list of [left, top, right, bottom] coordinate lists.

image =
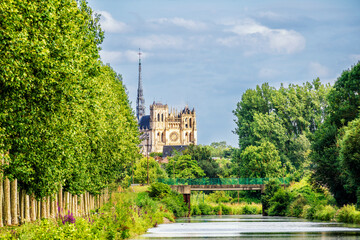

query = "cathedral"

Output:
[[136, 50, 197, 154]]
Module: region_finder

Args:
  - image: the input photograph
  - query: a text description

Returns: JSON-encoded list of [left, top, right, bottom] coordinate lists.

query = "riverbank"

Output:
[[263, 178, 360, 225], [0, 186, 176, 239]]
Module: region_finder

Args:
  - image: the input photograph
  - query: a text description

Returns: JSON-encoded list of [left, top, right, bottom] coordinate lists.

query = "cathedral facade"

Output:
[[138, 103, 197, 153], [136, 50, 197, 154]]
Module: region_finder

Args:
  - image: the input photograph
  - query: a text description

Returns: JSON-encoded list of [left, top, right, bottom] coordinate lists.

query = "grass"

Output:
[[0, 187, 174, 239]]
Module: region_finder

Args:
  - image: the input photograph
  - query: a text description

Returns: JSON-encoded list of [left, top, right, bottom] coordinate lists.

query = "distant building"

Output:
[[138, 102, 197, 154], [135, 50, 197, 155]]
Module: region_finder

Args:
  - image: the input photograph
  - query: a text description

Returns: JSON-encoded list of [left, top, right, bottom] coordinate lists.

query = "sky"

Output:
[[87, 0, 360, 147]]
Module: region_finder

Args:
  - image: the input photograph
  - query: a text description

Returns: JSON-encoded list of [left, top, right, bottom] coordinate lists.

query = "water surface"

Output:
[[136, 215, 360, 239]]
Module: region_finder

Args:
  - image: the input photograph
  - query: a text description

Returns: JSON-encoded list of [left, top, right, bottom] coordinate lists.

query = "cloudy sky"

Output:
[[87, 0, 360, 147]]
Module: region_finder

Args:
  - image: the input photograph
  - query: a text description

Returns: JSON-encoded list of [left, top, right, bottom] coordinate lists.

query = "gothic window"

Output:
[[161, 114, 164, 122], [161, 133, 164, 142], [189, 118, 192, 128], [157, 132, 160, 141], [157, 113, 160, 121], [185, 132, 188, 142], [189, 132, 192, 142]]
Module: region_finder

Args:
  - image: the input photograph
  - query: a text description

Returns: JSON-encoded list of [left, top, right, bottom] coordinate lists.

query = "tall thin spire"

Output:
[[136, 48, 146, 121]]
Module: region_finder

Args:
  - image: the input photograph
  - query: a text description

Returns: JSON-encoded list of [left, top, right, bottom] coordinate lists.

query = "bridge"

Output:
[[158, 178, 290, 215]]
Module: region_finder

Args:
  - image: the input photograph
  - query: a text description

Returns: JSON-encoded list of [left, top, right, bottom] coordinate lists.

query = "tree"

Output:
[[311, 62, 360, 206], [233, 80, 330, 177], [339, 117, 360, 205], [132, 157, 167, 184], [237, 141, 282, 178], [166, 155, 205, 179], [183, 145, 221, 178], [0, 0, 140, 197]]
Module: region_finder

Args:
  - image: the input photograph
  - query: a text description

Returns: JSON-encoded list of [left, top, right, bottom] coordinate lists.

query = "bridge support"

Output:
[[170, 186, 191, 216]]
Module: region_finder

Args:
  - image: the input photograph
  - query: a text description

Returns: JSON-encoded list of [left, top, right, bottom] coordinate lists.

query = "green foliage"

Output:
[[132, 157, 168, 184], [148, 182, 171, 199], [233, 79, 330, 178], [160, 192, 188, 217], [336, 205, 360, 224], [237, 141, 282, 178], [1, 190, 174, 239], [0, 0, 140, 198], [148, 182, 188, 217], [267, 188, 291, 216], [313, 205, 337, 221], [339, 118, 360, 200], [311, 62, 360, 206], [198, 203, 212, 215], [149, 152, 163, 158], [183, 144, 221, 178], [166, 154, 205, 179]]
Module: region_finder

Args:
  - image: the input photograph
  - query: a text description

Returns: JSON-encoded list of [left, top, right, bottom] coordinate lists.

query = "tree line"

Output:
[[233, 63, 360, 207], [0, 0, 140, 199]]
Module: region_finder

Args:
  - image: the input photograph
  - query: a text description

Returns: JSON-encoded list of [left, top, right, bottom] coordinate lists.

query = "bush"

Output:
[[267, 188, 291, 216], [149, 182, 171, 199], [220, 204, 231, 215], [242, 205, 259, 214], [191, 204, 202, 216], [198, 203, 212, 215], [288, 195, 307, 217], [161, 192, 188, 217], [213, 205, 221, 215], [314, 205, 337, 221], [336, 205, 359, 223]]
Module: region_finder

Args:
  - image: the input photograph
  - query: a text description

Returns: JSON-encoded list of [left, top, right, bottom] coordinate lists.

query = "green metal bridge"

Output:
[[158, 178, 290, 216], [158, 177, 290, 186]]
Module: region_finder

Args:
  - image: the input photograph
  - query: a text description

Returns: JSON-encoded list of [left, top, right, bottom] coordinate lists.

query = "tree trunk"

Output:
[[41, 197, 47, 219], [30, 195, 36, 221], [0, 175, 3, 227], [24, 192, 30, 222], [10, 179, 18, 225], [4, 178, 11, 226], [37, 200, 41, 220], [19, 190, 24, 223], [58, 186, 63, 216]]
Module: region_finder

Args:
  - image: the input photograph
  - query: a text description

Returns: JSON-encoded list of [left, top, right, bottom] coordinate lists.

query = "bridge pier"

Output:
[[170, 186, 191, 216]]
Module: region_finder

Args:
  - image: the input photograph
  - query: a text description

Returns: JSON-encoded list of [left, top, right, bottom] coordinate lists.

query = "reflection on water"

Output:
[[135, 215, 360, 239]]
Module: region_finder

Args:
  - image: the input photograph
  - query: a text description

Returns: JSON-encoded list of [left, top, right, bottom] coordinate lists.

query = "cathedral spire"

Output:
[[136, 48, 145, 121]]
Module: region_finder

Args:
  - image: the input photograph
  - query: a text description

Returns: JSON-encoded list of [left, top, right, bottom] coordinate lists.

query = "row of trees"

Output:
[[0, 0, 140, 198], [233, 62, 360, 206]]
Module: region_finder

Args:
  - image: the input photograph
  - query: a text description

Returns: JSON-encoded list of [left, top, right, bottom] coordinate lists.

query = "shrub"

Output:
[[288, 195, 307, 217], [336, 205, 358, 223], [213, 205, 221, 215], [191, 204, 202, 216], [149, 182, 172, 198], [220, 204, 231, 215], [267, 188, 291, 216], [242, 204, 259, 214], [314, 205, 337, 221], [198, 203, 212, 215], [161, 192, 188, 217]]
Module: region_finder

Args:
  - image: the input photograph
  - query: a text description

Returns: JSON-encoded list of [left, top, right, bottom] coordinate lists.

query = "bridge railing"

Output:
[[157, 177, 290, 186]]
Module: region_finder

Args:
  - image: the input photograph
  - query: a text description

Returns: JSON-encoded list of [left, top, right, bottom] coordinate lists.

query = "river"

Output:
[[136, 215, 360, 239]]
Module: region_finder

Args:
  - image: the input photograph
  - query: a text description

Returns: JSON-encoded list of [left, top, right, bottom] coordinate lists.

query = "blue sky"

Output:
[[87, 0, 360, 147]]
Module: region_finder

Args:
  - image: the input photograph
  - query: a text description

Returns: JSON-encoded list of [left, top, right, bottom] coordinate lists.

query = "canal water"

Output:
[[136, 215, 360, 239]]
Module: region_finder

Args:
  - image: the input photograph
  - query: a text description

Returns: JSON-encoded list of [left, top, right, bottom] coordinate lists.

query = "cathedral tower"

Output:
[[136, 49, 145, 121]]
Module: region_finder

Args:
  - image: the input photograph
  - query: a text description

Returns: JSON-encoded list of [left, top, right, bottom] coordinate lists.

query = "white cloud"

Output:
[[258, 11, 281, 20], [97, 11, 129, 33], [149, 17, 207, 31], [217, 18, 306, 54], [309, 62, 329, 78], [131, 35, 183, 50], [100, 50, 149, 64]]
